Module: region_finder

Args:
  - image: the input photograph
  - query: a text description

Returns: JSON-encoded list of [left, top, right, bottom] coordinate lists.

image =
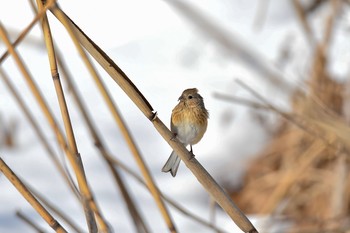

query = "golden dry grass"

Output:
[[229, 1, 350, 232]]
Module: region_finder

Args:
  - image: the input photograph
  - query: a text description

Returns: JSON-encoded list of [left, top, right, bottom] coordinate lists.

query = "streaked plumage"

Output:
[[162, 88, 209, 177]]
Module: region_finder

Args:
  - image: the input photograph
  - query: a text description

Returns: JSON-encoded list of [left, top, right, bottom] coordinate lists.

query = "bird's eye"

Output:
[[188, 95, 193, 99]]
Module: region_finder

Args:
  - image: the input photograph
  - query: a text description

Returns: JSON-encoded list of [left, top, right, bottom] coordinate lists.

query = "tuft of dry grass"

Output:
[[222, 1, 350, 232]]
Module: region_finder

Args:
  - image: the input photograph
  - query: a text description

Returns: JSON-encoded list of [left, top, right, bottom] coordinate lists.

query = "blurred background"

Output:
[[1, 0, 350, 232]]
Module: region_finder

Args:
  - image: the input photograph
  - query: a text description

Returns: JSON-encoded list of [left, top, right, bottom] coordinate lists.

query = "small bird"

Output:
[[162, 88, 209, 177]]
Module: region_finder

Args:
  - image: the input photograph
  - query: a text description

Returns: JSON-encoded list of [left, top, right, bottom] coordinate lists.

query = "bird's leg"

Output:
[[190, 145, 195, 159]]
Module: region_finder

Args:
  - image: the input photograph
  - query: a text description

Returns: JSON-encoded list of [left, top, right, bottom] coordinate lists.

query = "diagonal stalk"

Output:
[[0, 158, 68, 233], [49, 7, 258, 233], [0, 0, 57, 64], [0, 67, 79, 199], [49, 4, 177, 233], [35, 1, 109, 232], [16, 211, 47, 233], [105, 152, 231, 233], [0, 22, 99, 233], [56, 53, 150, 233], [25, 182, 85, 233]]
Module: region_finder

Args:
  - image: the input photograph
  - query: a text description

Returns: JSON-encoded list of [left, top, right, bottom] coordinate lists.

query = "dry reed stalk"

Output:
[[55, 42, 150, 233], [105, 152, 231, 233], [308, 0, 340, 101], [0, 0, 57, 64], [1, 1, 154, 231], [49, 7, 258, 233], [291, 0, 315, 45], [16, 211, 47, 233], [49, 5, 177, 233], [35, 1, 103, 232], [32, 1, 143, 231], [0, 23, 103, 233], [0, 158, 68, 233], [213, 93, 272, 111], [0, 67, 79, 197]]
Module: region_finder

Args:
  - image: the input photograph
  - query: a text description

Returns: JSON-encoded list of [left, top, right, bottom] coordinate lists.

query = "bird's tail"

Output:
[[162, 150, 181, 177]]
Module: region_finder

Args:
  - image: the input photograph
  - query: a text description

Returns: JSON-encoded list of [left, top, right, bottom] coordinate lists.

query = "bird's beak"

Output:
[[178, 96, 183, 101]]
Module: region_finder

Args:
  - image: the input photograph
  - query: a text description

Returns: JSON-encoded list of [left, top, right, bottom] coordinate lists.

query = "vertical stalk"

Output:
[[35, 1, 106, 232], [50, 6, 177, 233], [57, 54, 150, 233], [0, 22, 99, 233], [0, 67, 78, 199]]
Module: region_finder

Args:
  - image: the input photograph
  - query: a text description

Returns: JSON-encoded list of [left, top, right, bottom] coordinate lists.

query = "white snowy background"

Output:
[[1, 0, 350, 232]]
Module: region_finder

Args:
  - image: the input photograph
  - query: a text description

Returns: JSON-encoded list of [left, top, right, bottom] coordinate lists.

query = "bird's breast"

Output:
[[171, 108, 208, 145]]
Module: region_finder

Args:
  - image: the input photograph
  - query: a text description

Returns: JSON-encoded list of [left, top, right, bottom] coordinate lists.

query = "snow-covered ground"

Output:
[[1, 1, 349, 232]]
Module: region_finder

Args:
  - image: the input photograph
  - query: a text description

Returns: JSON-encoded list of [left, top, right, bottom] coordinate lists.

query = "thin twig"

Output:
[[24, 183, 85, 233], [213, 92, 272, 110], [0, 0, 57, 64], [16, 211, 47, 233]]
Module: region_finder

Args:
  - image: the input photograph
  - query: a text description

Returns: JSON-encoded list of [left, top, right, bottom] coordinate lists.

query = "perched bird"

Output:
[[162, 88, 209, 177]]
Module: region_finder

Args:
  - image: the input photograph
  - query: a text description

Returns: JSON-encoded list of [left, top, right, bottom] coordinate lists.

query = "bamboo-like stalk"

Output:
[[0, 67, 79, 200], [0, 22, 101, 233], [49, 7, 258, 233], [16, 211, 47, 233], [56, 53, 150, 233], [35, 1, 102, 232], [49, 5, 176, 233], [0, 158, 68, 233]]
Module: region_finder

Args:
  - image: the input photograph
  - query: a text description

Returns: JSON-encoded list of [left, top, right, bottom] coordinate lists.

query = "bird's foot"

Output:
[[190, 145, 195, 159], [170, 133, 177, 141]]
